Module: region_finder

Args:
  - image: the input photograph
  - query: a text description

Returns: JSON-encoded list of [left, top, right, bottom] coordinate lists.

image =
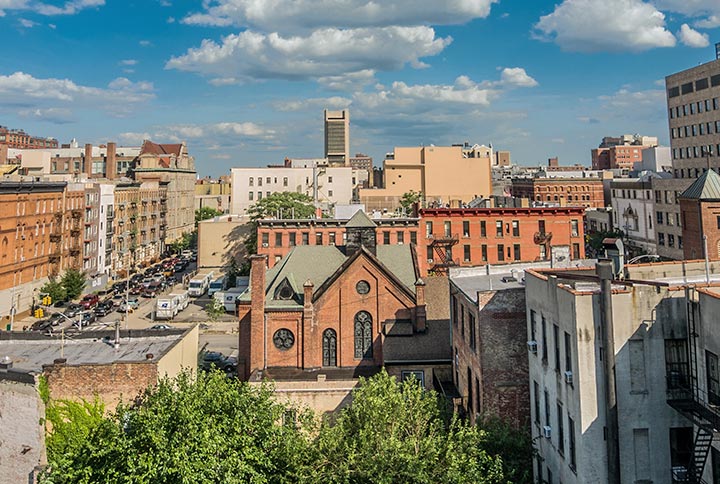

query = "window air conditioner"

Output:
[[542, 426, 552, 439], [527, 341, 538, 354], [564, 371, 574, 385], [261, 243, 269, 248], [672, 466, 688, 481]]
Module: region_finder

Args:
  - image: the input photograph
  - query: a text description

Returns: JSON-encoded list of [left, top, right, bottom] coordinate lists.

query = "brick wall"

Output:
[[681, 199, 720, 260]]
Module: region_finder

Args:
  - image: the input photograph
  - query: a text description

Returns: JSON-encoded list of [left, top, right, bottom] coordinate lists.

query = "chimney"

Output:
[[414, 279, 427, 333], [84, 143, 93, 177], [249, 255, 267, 373], [303, 280, 315, 328], [106, 142, 116, 180]]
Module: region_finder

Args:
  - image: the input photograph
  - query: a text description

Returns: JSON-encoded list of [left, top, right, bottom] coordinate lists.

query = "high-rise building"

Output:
[[324, 109, 350, 166]]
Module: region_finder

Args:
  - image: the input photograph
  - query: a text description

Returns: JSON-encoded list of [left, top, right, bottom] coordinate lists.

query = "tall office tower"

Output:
[[324, 109, 350, 166]]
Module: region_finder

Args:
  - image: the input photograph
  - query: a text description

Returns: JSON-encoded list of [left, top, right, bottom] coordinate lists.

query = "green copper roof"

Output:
[[345, 210, 377, 228], [681, 169, 720, 200]]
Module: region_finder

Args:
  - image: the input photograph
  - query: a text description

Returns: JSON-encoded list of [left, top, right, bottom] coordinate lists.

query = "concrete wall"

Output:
[[197, 215, 252, 271], [0, 373, 45, 484], [262, 378, 359, 416], [156, 325, 199, 380]]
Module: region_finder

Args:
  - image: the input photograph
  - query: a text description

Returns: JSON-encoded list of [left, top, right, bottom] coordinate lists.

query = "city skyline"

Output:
[[2, 0, 720, 176]]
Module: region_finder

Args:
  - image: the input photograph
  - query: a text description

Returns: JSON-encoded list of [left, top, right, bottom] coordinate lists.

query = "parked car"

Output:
[[94, 300, 114, 316], [31, 319, 53, 331], [73, 311, 97, 327], [48, 313, 65, 326], [112, 281, 127, 293], [117, 298, 140, 312], [64, 303, 83, 318], [200, 351, 236, 372], [149, 324, 172, 330], [80, 294, 99, 309], [129, 285, 143, 296]]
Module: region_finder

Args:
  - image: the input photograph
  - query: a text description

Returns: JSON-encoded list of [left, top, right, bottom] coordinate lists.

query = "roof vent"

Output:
[[145, 353, 154, 360], [0, 356, 12, 370], [53, 358, 67, 365]]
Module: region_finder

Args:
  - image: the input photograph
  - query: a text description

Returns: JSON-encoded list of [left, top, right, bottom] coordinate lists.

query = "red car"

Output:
[[80, 294, 99, 309]]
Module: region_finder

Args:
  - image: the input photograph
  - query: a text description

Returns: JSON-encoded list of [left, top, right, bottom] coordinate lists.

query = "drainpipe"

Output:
[[597, 259, 620, 484]]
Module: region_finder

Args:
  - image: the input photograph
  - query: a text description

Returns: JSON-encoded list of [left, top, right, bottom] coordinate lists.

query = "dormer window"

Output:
[[274, 278, 295, 300]]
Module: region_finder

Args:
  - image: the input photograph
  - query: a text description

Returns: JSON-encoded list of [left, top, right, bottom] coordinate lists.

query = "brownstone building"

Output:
[[419, 207, 586, 275], [510, 177, 605, 209], [0, 126, 57, 149], [238, 213, 452, 412], [679, 168, 720, 259]]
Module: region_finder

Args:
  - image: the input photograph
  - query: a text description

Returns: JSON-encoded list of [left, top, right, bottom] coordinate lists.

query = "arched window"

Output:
[[323, 329, 337, 367], [354, 311, 373, 359]]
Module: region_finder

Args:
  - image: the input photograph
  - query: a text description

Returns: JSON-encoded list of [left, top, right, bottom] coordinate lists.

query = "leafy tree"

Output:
[[227, 258, 239, 288], [44, 398, 107, 469], [204, 297, 227, 321], [40, 277, 67, 304], [60, 268, 86, 300], [195, 207, 223, 227], [41, 371, 310, 484], [476, 416, 535, 484], [307, 369, 506, 483], [399, 190, 422, 213], [169, 231, 196, 254]]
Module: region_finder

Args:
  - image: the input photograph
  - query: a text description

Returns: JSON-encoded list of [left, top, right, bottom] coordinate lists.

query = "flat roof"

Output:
[[0, 330, 189, 373]]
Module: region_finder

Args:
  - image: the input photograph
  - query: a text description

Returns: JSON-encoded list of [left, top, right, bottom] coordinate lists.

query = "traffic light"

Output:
[[42, 296, 52, 306], [34, 308, 44, 318]]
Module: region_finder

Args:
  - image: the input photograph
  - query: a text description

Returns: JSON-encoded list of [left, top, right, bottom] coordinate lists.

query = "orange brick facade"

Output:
[[256, 218, 419, 268], [510, 178, 605, 209], [418, 208, 586, 274]]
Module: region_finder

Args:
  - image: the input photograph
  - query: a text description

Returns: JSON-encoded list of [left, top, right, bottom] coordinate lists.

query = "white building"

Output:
[[635, 146, 672, 173], [97, 183, 115, 276], [230, 165, 358, 215], [609, 174, 659, 256], [526, 259, 720, 484]]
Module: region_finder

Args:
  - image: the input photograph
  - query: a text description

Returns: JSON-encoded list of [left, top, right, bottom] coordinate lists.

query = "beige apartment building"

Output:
[[359, 145, 492, 211], [324, 109, 350, 166]]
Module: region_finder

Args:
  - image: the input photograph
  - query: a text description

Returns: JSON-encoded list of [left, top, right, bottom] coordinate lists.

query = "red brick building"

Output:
[[419, 207, 586, 275], [510, 177, 605, 209], [0, 126, 57, 149], [679, 168, 720, 259], [256, 213, 419, 268], [238, 214, 451, 393]]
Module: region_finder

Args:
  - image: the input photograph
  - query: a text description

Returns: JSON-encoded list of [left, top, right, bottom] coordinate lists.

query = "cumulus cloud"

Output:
[[33, 0, 104, 15], [677, 23, 709, 48], [0, 72, 154, 120], [181, 0, 497, 32], [166, 26, 451, 85], [653, 0, 720, 18], [17, 107, 73, 123], [500, 67, 538, 88], [534, 0, 676, 52], [695, 15, 720, 28], [18, 17, 37, 27], [599, 88, 665, 109]]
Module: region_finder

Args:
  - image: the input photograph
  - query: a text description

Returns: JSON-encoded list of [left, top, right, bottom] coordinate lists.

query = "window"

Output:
[[316, 232, 323, 245], [569, 415, 576, 470], [571, 219, 579, 237], [464, 244, 471, 262], [541, 316, 548, 362], [480, 220, 486, 237], [301, 232, 309, 245], [249, 177, 254, 186], [538, 220, 546, 234], [452, 295, 457, 327], [468, 312, 476, 350], [554, 324, 560, 370], [544, 389, 550, 426], [354, 311, 373, 359], [463, 220, 470, 237], [657, 211, 664, 224], [329, 232, 336, 245], [257, 192, 262, 200], [530, 310, 537, 342], [383, 231, 390, 244], [328, 190, 333, 197], [565, 332, 572, 373], [266, 177, 271, 184], [258, 177, 262, 186], [248, 192, 254, 201], [668, 234, 675, 248], [708, 350, 720, 405], [275, 232, 283, 247], [539, 244, 546, 260], [328, 176, 333, 183], [283, 177, 288, 187], [444, 221, 451, 237], [497, 244, 505, 261], [289, 232, 296, 246], [426, 246, 434, 261], [323, 329, 337, 366], [410, 231, 417, 244], [533, 381, 540, 424], [512, 220, 519, 236], [572, 243, 580, 259], [397, 231, 404, 244], [261, 232, 269, 247], [557, 402, 565, 457], [495, 220, 503, 237], [425, 221, 433, 237], [481, 245, 487, 261], [513, 244, 521, 261], [401, 370, 425, 387], [659, 233, 665, 246]]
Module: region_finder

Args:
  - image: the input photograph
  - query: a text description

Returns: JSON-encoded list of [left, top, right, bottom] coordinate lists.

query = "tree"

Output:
[[307, 370, 506, 483], [476, 416, 535, 484], [40, 277, 67, 304], [204, 297, 226, 321], [195, 207, 223, 227], [41, 371, 310, 484], [60, 268, 86, 300], [399, 190, 422, 214]]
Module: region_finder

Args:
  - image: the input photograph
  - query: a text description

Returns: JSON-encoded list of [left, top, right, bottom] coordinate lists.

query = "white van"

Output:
[[188, 271, 213, 297], [214, 287, 245, 312], [170, 290, 189, 311], [208, 276, 227, 296]]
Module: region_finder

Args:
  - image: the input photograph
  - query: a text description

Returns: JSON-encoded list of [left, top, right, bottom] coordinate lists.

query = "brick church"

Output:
[[237, 211, 451, 400]]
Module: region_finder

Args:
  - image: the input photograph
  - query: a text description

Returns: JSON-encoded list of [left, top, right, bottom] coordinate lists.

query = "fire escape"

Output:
[[48, 212, 63, 274], [429, 232, 459, 275], [69, 209, 82, 263], [666, 291, 719, 483]]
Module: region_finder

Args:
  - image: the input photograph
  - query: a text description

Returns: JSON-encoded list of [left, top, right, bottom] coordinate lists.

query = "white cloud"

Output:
[[119, 59, 138, 66], [599, 88, 665, 109], [139, 40, 152, 46], [534, 0, 676, 52], [18, 17, 37, 27], [500, 67, 538, 88], [318, 69, 376, 91], [118, 131, 152, 145], [653, 0, 720, 18], [156, 122, 276, 141], [387, 77, 496, 106], [166, 26, 451, 85], [181, 0, 497, 32], [275, 96, 352, 112], [0, 72, 154, 118], [677, 23, 709, 48], [0, 0, 103, 16], [551, 138, 565, 144], [17, 107, 73, 123], [694, 15, 720, 28]]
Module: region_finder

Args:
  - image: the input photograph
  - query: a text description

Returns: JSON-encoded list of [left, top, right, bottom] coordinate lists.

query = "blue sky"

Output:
[[1, 0, 720, 176]]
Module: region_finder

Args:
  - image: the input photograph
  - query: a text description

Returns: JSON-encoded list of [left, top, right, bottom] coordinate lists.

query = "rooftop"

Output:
[[680, 169, 720, 200], [0, 329, 190, 374]]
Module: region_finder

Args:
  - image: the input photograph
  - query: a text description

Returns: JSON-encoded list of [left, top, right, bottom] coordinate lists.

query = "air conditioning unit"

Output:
[[427, 259, 434, 264], [542, 426, 552, 439], [527, 340, 538, 354], [672, 466, 688, 481], [564, 370, 574, 385], [20, 257, 25, 262], [261, 243, 269, 248]]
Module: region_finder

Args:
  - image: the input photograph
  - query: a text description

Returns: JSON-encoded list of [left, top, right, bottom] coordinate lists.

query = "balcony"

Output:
[[49, 234, 62, 243], [70, 228, 81, 237], [69, 248, 80, 256], [70, 209, 82, 219]]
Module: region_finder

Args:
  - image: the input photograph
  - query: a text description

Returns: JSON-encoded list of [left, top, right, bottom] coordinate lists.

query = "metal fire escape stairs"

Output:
[[429, 233, 458, 275]]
